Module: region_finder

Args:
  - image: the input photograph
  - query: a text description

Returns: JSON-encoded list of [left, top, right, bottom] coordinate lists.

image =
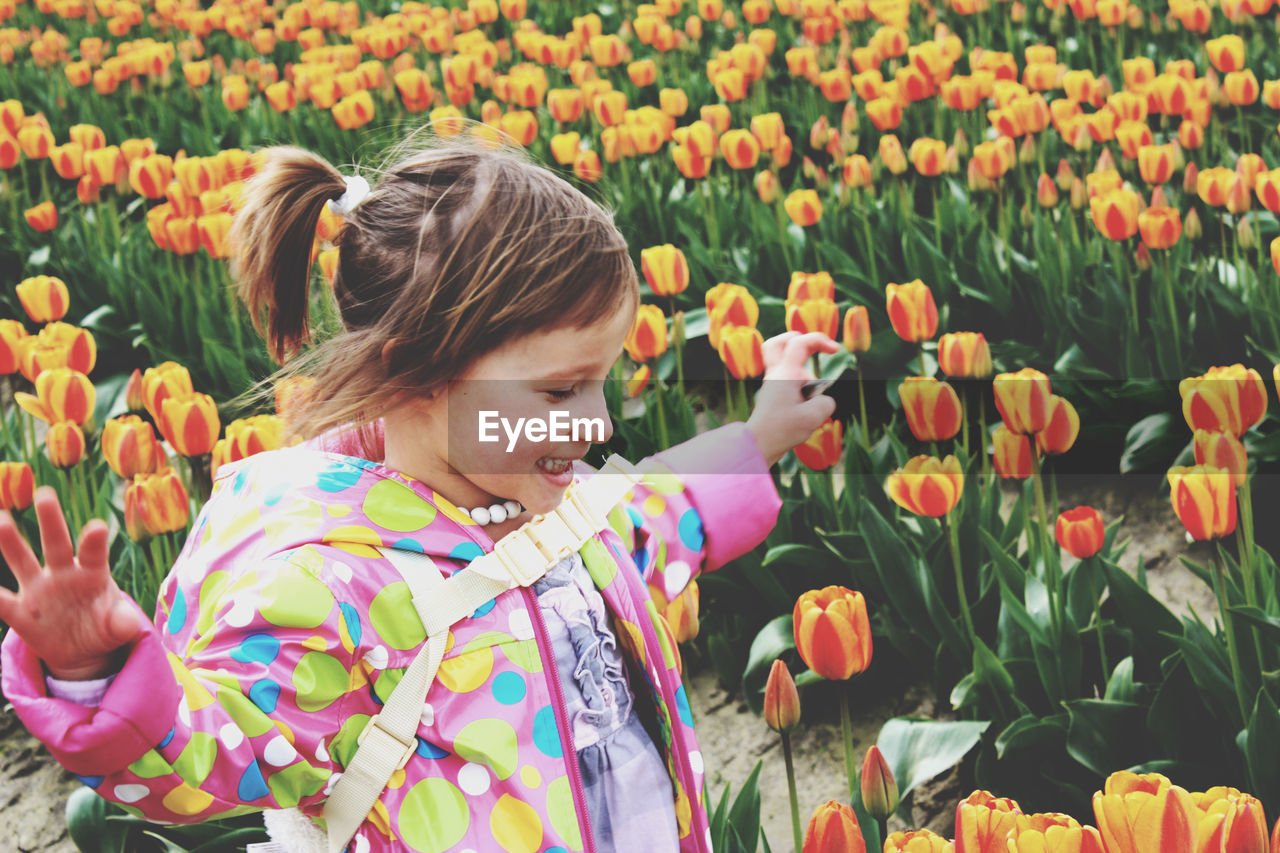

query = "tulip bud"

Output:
[[843, 306, 871, 353], [784, 189, 823, 226], [860, 745, 899, 821], [1056, 505, 1105, 559], [886, 280, 938, 342], [0, 462, 35, 511], [718, 325, 765, 379], [754, 170, 779, 203], [1185, 207, 1203, 240], [1183, 161, 1200, 195], [952, 126, 969, 158], [124, 468, 190, 541], [1180, 364, 1267, 437], [102, 414, 166, 479], [763, 659, 800, 732], [992, 424, 1034, 479], [14, 368, 95, 425], [1134, 242, 1153, 271], [626, 364, 651, 398], [900, 377, 963, 442], [1239, 216, 1258, 250], [994, 367, 1053, 434], [1037, 173, 1059, 206], [46, 421, 86, 469], [795, 419, 843, 470], [124, 368, 145, 411], [1069, 177, 1087, 209]]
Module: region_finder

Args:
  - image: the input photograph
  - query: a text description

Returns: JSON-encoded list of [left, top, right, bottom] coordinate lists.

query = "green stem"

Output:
[[839, 687, 858, 803], [1160, 250, 1182, 373], [62, 468, 84, 538], [781, 730, 803, 853], [1238, 478, 1264, 670], [947, 510, 978, 650], [1086, 555, 1109, 682], [775, 193, 794, 271], [960, 383, 971, 460], [979, 393, 991, 485], [699, 179, 720, 260], [1030, 449, 1062, 640], [856, 359, 870, 451], [653, 377, 670, 450], [918, 342, 927, 378], [1212, 546, 1252, 728], [861, 190, 879, 288]]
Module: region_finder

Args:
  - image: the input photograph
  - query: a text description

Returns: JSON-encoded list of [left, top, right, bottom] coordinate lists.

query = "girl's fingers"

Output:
[[0, 510, 41, 587], [0, 587, 23, 629], [761, 332, 799, 368], [77, 519, 111, 575], [106, 598, 143, 646], [781, 332, 839, 367], [33, 487, 75, 572]]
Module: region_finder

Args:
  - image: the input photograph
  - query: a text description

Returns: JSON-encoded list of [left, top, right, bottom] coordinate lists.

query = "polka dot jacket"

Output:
[[1, 422, 782, 853]]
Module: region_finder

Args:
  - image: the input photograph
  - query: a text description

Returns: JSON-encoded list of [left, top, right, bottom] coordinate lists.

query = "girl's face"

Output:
[[384, 306, 634, 525]]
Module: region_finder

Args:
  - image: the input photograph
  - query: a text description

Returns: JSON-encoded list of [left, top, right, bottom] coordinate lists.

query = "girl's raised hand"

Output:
[[0, 486, 142, 681], [746, 332, 840, 468]]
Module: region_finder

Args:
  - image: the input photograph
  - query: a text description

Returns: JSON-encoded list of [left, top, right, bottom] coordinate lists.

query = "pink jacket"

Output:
[[1, 423, 781, 853]]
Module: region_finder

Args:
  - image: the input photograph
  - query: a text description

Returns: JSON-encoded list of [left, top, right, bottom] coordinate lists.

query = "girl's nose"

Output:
[[581, 380, 614, 445]]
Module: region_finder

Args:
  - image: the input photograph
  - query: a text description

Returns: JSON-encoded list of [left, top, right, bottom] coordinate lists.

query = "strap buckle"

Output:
[[356, 714, 417, 771], [491, 530, 553, 587]]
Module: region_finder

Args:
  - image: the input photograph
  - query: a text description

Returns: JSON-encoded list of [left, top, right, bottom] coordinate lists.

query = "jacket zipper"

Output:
[[524, 585, 597, 853]]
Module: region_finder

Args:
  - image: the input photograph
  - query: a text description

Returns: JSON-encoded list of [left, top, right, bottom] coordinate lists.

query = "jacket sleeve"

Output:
[[0, 550, 359, 824], [603, 421, 782, 604]]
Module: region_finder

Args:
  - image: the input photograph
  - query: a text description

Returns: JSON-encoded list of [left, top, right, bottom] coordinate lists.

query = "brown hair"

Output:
[[229, 134, 639, 451]]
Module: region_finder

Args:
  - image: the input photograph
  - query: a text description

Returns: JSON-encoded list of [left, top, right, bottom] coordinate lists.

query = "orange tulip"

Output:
[[49, 142, 85, 180], [101, 414, 166, 479], [16, 275, 68, 323], [1137, 144, 1176, 185], [938, 332, 992, 378], [843, 306, 871, 353], [658, 89, 689, 120], [900, 377, 963, 442], [803, 801, 867, 853], [24, 201, 57, 232], [1192, 788, 1268, 853], [640, 244, 689, 296], [1036, 395, 1079, 455], [910, 137, 947, 176], [221, 75, 250, 111], [1139, 206, 1182, 250], [794, 419, 843, 471], [884, 829, 953, 853], [625, 304, 668, 362], [956, 790, 1023, 853], [1206, 35, 1245, 73], [886, 454, 964, 517], [719, 129, 760, 170], [124, 468, 190, 540], [866, 97, 903, 131], [992, 424, 1034, 479], [573, 150, 602, 182], [706, 283, 759, 349], [844, 154, 872, 188], [1090, 188, 1141, 240], [1006, 812, 1104, 853], [972, 140, 1011, 181], [718, 325, 765, 379], [1056, 506, 1105, 559], [0, 462, 35, 511], [1180, 365, 1268, 437], [1224, 70, 1259, 106], [1093, 772, 1198, 852], [750, 112, 785, 150], [1197, 167, 1235, 207], [128, 154, 174, 199], [14, 368, 94, 425], [785, 298, 839, 338], [784, 189, 822, 226], [1167, 465, 1238, 541], [789, 271, 836, 302], [793, 586, 872, 680], [157, 392, 220, 457], [886, 280, 938, 342], [547, 88, 584, 123], [1193, 429, 1248, 488], [46, 421, 85, 469], [0, 320, 28, 376], [994, 367, 1052, 434]]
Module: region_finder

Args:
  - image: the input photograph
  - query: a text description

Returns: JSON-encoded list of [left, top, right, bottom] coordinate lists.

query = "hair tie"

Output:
[[327, 174, 370, 216]]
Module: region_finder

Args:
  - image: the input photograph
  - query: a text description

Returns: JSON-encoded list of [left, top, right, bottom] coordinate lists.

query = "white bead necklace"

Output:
[[455, 499, 523, 526]]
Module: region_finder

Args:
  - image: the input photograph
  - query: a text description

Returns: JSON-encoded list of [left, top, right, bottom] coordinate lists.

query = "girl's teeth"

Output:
[[539, 459, 571, 473]]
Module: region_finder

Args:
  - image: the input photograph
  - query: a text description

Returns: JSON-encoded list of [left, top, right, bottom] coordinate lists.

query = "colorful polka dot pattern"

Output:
[[55, 437, 768, 853]]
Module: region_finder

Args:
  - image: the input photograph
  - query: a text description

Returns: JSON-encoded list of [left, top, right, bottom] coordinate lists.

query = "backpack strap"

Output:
[[321, 455, 644, 853]]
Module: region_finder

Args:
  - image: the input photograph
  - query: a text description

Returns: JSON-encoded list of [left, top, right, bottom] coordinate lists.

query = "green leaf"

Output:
[[876, 717, 989, 800], [1245, 688, 1280, 809], [1101, 559, 1180, 662], [741, 614, 795, 711], [66, 789, 129, 853], [1064, 698, 1148, 777], [995, 712, 1068, 759], [1119, 413, 1180, 474], [728, 760, 764, 850], [1104, 656, 1138, 703]]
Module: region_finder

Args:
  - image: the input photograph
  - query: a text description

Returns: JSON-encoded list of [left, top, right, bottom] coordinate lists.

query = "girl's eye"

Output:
[[545, 387, 576, 401]]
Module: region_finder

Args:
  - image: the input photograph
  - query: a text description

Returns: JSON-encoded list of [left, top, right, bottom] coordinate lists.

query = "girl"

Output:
[[0, 138, 837, 853]]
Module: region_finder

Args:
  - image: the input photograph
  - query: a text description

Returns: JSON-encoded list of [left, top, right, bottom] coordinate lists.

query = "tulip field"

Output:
[[10, 0, 1280, 847]]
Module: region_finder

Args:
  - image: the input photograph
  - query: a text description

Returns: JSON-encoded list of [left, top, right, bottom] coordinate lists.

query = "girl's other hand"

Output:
[[746, 332, 839, 468], [0, 487, 142, 681]]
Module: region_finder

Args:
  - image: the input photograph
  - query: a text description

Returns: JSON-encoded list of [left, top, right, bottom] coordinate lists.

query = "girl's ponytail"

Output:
[[230, 146, 348, 364]]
